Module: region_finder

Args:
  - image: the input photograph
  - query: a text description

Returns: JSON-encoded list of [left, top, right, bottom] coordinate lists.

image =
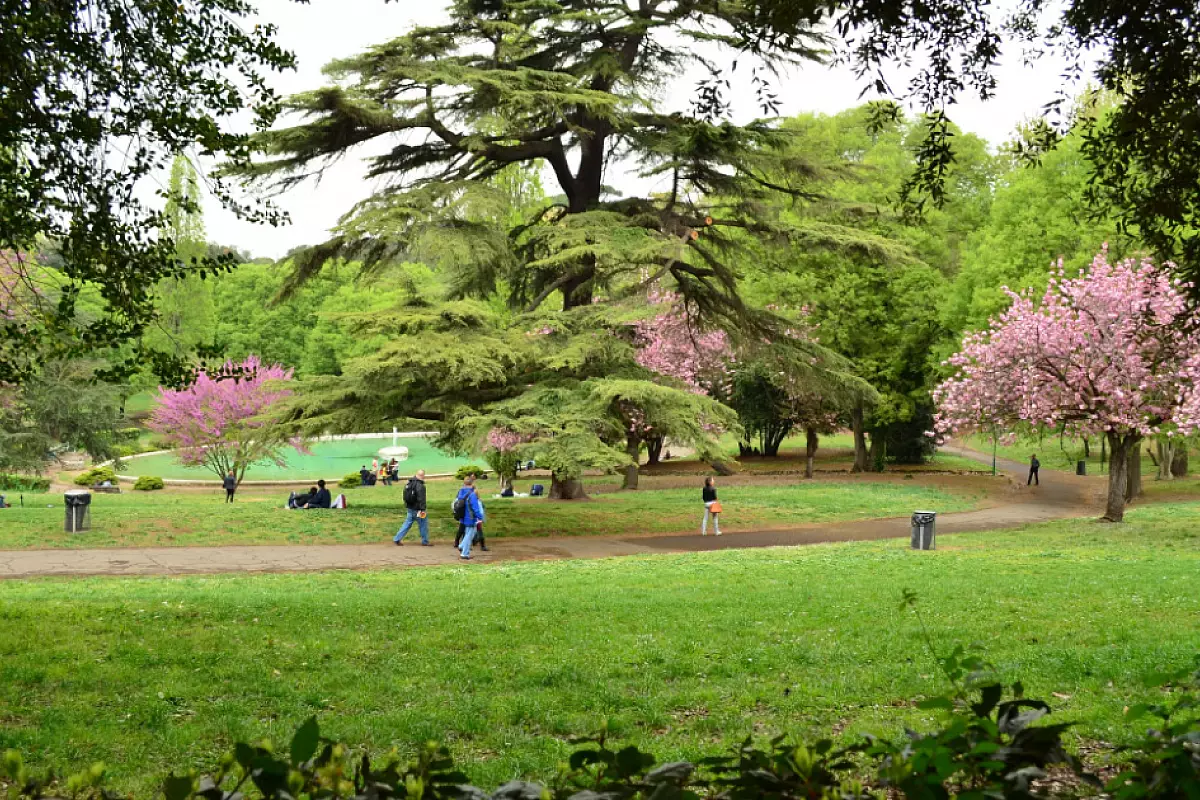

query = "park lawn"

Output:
[[0, 504, 1197, 795], [0, 478, 982, 550], [960, 432, 1194, 474]]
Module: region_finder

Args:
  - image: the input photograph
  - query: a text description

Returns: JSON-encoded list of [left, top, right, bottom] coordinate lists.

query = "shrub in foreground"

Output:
[[0, 474, 50, 492], [74, 466, 117, 486], [3, 652, 1196, 800], [339, 473, 361, 489], [133, 476, 164, 491]]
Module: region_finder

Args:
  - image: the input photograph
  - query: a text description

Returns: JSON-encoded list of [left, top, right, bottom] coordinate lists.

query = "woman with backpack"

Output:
[[452, 477, 486, 559], [701, 476, 722, 536]]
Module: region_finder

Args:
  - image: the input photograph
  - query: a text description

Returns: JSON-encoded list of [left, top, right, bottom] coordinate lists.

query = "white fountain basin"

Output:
[[378, 446, 409, 459]]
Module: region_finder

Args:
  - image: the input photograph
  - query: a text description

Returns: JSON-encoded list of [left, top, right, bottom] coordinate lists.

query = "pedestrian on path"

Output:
[[223, 470, 237, 503], [701, 476, 722, 535], [453, 477, 485, 560], [394, 470, 430, 546], [1028, 454, 1040, 486]]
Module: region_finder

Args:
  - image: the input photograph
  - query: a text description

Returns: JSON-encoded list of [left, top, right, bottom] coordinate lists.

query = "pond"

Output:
[[122, 435, 470, 482]]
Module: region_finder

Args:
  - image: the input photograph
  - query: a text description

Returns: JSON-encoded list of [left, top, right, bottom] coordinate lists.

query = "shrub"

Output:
[[74, 466, 117, 486], [133, 475, 164, 491], [339, 472, 361, 489], [0, 474, 50, 493], [4, 667, 1198, 800], [454, 464, 489, 481]]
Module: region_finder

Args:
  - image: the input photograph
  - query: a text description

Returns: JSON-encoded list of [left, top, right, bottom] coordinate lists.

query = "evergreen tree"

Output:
[[239, 1, 884, 495], [144, 156, 216, 359]]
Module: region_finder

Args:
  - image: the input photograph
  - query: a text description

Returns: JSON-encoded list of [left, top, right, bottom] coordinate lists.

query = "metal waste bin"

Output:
[[1076, 460, 1087, 476], [64, 490, 91, 532], [911, 510, 936, 550]]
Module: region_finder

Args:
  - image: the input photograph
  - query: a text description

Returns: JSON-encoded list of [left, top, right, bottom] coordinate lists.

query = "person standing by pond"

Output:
[[1028, 454, 1040, 486], [223, 470, 237, 503], [701, 476, 722, 536]]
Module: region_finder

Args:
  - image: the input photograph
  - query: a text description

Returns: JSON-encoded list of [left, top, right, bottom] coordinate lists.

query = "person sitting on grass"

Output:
[[307, 479, 332, 509], [294, 486, 317, 508]]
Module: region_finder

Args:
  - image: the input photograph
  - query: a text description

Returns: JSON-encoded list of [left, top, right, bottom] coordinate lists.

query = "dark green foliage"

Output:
[[0, 0, 295, 384], [0, 474, 49, 493], [74, 467, 116, 487], [338, 473, 361, 490], [454, 465, 489, 481], [132, 476, 164, 492], [5, 665, 1196, 800], [1108, 660, 1200, 800]]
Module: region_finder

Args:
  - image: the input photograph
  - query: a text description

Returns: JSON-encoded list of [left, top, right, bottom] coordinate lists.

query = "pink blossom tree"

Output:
[[629, 291, 736, 482], [482, 426, 534, 493], [934, 248, 1200, 522], [147, 356, 306, 486]]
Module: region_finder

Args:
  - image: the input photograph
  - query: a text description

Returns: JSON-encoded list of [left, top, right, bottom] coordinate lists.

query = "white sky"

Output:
[[203, 0, 1087, 258]]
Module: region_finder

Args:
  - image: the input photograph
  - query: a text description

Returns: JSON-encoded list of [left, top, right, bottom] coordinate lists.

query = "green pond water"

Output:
[[124, 436, 468, 481]]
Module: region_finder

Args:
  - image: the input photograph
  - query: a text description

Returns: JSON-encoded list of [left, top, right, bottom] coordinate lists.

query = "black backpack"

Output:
[[452, 492, 468, 521], [403, 479, 419, 508]]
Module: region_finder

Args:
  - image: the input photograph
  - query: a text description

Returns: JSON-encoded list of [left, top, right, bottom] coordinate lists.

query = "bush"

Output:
[[133, 475, 164, 491], [339, 472, 361, 489], [4, 662, 1198, 800], [454, 464, 489, 481], [74, 466, 116, 486], [0, 474, 50, 493]]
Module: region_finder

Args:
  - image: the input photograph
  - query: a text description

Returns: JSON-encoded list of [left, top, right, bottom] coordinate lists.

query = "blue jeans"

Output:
[[459, 523, 477, 557], [394, 509, 429, 544]]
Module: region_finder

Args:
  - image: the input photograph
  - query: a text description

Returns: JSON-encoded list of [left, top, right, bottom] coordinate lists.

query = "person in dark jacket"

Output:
[[223, 470, 237, 503], [1028, 454, 1041, 486], [359, 465, 372, 486], [701, 476, 721, 536], [394, 470, 431, 546], [306, 479, 332, 509]]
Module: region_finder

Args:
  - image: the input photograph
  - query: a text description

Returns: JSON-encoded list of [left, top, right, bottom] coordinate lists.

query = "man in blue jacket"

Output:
[[306, 479, 332, 509], [454, 476, 485, 560]]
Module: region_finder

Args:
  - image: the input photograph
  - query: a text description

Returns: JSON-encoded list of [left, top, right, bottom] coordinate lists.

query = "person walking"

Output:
[[223, 470, 237, 503], [1028, 454, 1041, 486], [394, 470, 430, 546], [701, 476, 721, 535], [453, 477, 485, 560]]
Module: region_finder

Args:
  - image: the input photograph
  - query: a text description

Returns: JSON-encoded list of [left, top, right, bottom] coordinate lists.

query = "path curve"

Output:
[[0, 445, 1101, 579]]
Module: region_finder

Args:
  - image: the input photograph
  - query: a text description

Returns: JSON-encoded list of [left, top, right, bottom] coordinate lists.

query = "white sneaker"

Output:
[[715, 531, 722, 536]]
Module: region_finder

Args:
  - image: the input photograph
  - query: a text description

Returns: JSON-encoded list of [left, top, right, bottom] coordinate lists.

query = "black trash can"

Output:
[[64, 490, 91, 532], [1076, 460, 1087, 476], [911, 510, 936, 550]]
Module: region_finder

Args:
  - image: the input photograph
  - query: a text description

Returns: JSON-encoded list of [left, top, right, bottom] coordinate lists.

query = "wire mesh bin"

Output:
[[64, 490, 91, 532]]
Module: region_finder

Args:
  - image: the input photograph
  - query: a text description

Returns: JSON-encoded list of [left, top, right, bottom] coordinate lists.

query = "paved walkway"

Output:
[[0, 446, 1100, 579]]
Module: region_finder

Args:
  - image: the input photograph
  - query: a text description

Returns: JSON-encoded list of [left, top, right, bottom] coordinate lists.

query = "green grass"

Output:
[[0, 477, 981, 549], [1, 504, 1197, 794], [961, 432, 1195, 475]]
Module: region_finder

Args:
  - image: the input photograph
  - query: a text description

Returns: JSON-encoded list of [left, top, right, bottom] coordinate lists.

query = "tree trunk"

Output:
[[709, 460, 735, 477], [804, 426, 818, 479], [549, 474, 588, 500], [851, 406, 869, 473], [498, 473, 514, 494], [1103, 433, 1131, 522], [1100, 435, 1106, 471], [646, 436, 664, 465], [1155, 437, 1176, 481], [1082, 437, 1090, 459], [1125, 439, 1143, 502], [622, 432, 640, 490], [1172, 446, 1189, 477]]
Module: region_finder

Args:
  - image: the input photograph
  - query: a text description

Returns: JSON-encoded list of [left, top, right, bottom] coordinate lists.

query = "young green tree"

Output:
[[143, 156, 216, 359]]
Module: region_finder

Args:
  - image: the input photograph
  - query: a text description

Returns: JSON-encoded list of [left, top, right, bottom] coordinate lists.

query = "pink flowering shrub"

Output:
[[147, 356, 306, 485], [934, 247, 1200, 520]]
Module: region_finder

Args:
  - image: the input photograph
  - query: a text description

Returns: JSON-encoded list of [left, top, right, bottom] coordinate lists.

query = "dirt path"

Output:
[[0, 445, 1101, 579]]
